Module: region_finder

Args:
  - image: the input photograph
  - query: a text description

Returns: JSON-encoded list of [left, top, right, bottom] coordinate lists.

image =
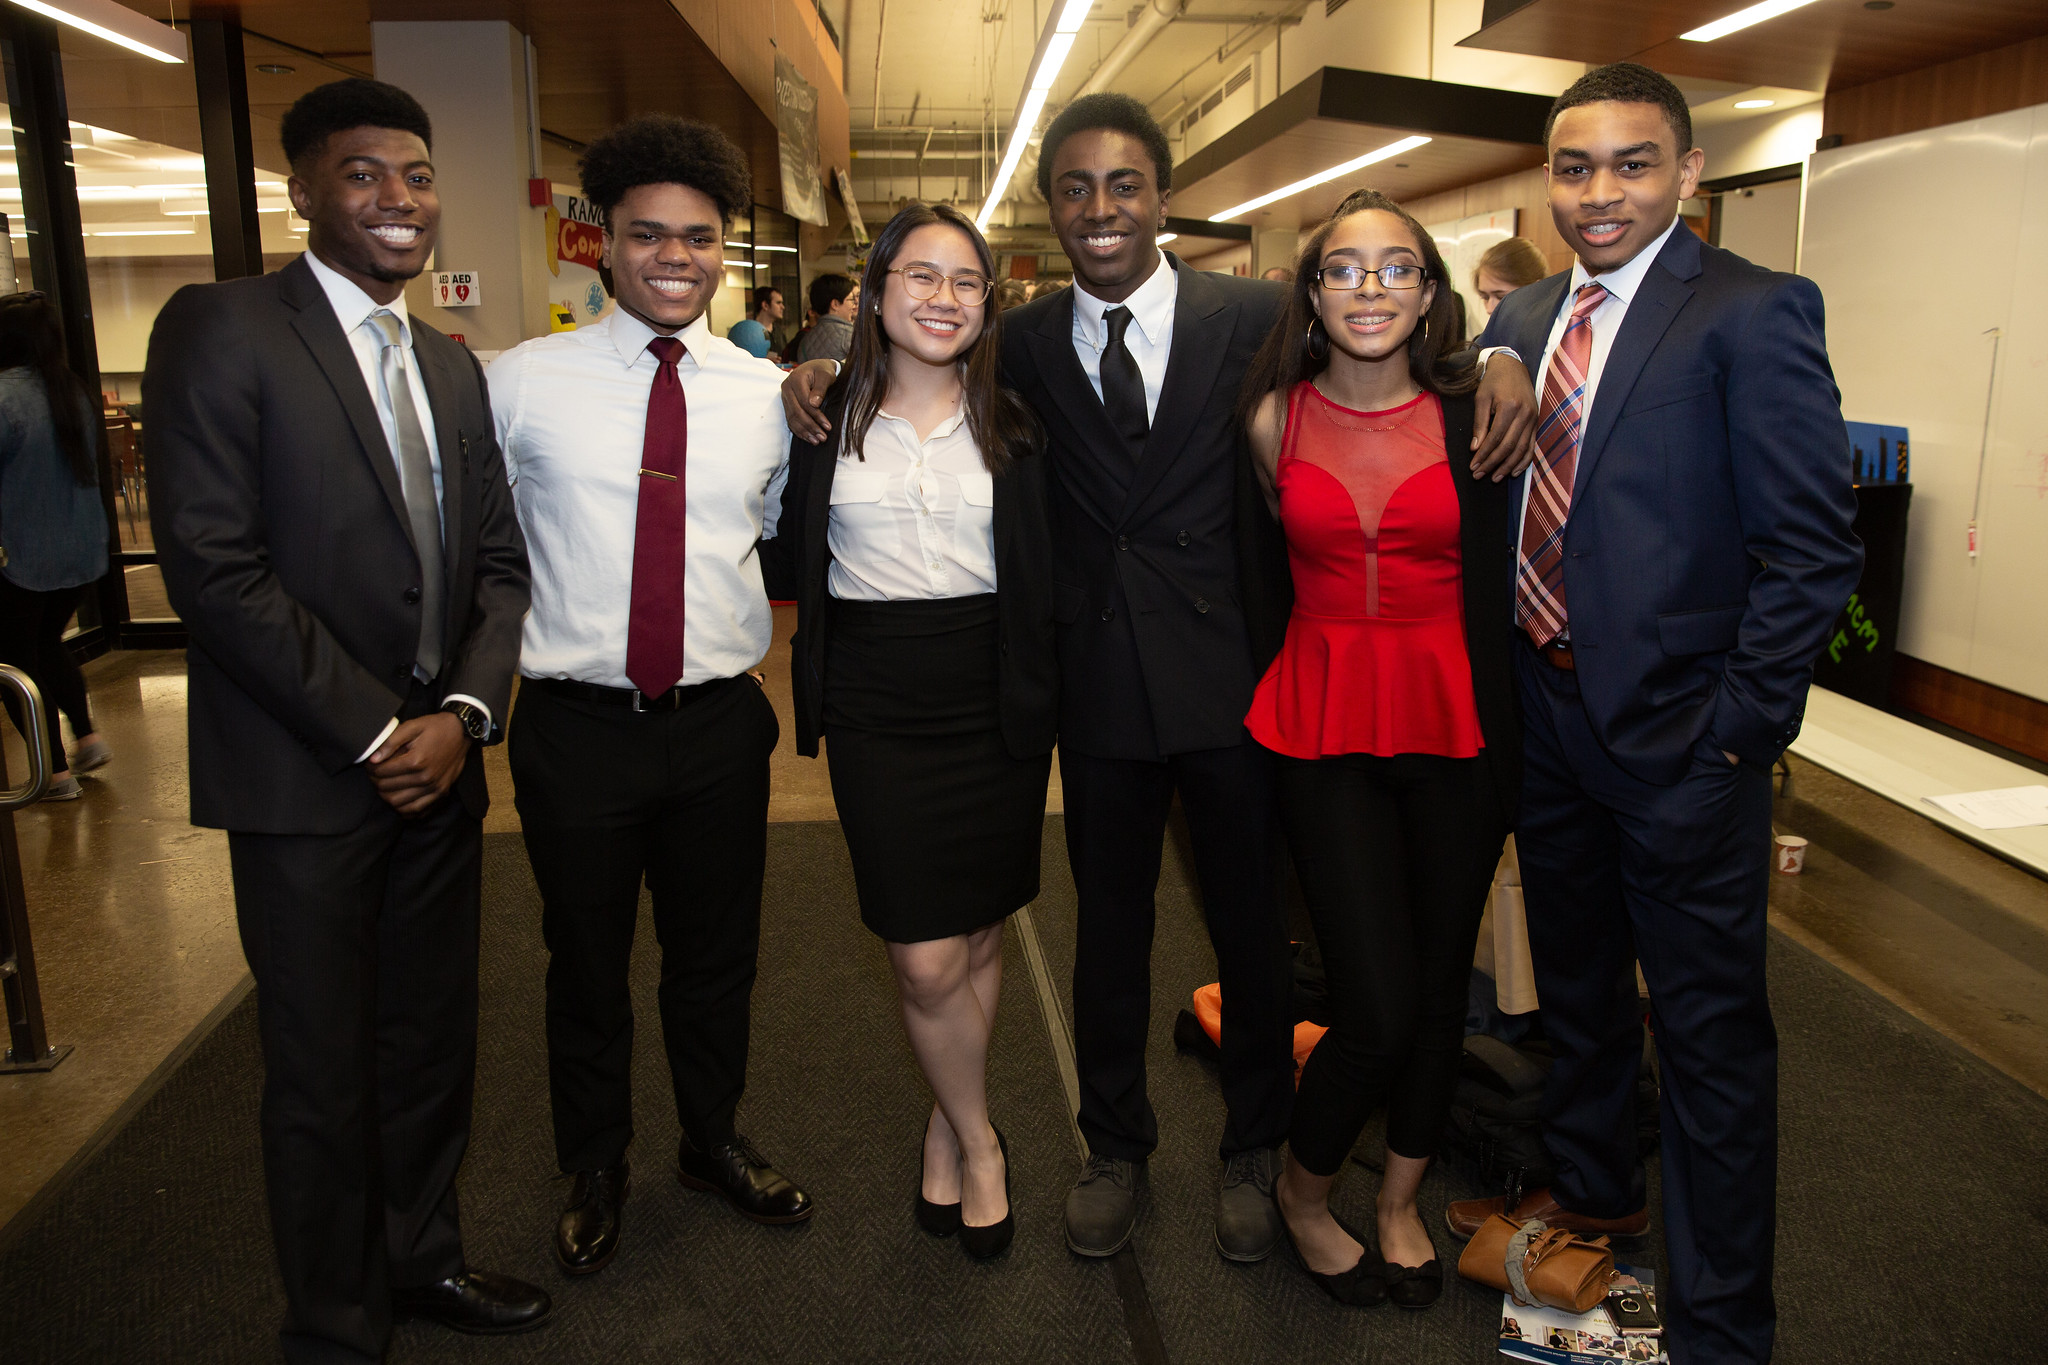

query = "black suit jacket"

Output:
[[1478, 228, 1861, 784], [765, 389, 1058, 760], [144, 254, 530, 834], [1000, 257, 1288, 759]]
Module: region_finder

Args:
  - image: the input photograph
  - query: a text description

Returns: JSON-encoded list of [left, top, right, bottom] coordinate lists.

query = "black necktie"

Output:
[[1100, 305, 1149, 460]]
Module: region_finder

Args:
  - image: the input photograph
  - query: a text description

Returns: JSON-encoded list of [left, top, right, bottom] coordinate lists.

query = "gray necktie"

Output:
[[366, 309, 445, 681]]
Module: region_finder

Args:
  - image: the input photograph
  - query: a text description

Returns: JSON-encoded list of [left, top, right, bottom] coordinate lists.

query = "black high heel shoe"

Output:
[[916, 1120, 962, 1236], [958, 1126, 1014, 1260], [1279, 1208, 1387, 1307]]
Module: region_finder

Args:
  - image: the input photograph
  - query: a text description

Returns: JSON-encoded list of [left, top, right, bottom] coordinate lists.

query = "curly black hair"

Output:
[[280, 78, 432, 169], [579, 114, 752, 229], [1036, 92, 1173, 202], [1545, 62, 1693, 153]]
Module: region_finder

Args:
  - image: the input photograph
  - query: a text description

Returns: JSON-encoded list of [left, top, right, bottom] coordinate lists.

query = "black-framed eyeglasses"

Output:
[[1314, 263, 1425, 291], [887, 267, 992, 307]]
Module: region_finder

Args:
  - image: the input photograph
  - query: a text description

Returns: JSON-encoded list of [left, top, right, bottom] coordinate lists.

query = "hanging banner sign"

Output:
[[775, 54, 829, 227], [532, 191, 614, 332], [545, 195, 607, 276]]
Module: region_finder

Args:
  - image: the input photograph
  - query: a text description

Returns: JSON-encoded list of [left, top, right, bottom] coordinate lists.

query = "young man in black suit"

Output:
[[788, 94, 1538, 1262], [145, 80, 541, 1362], [1445, 65, 1862, 1365]]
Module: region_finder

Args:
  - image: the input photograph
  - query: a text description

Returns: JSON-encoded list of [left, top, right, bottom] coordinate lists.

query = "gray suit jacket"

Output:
[[144, 254, 530, 833]]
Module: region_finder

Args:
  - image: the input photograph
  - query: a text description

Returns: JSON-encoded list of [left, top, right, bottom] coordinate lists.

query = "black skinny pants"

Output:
[[0, 576, 92, 771], [1279, 750, 1507, 1175]]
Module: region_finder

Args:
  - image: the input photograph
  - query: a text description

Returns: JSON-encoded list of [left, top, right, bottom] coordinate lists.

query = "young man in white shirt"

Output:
[[487, 114, 809, 1278]]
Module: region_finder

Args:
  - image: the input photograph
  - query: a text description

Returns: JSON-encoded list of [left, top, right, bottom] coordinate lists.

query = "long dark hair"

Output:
[[1238, 188, 1474, 434], [0, 292, 97, 486], [834, 202, 1039, 475]]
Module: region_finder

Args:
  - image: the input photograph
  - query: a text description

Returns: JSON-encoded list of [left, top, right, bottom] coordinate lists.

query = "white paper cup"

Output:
[[1774, 835, 1808, 875]]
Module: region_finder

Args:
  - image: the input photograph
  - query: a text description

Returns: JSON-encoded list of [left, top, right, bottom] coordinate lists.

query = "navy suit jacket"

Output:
[[1478, 227, 1862, 785], [1000, 258, 1288, 760]]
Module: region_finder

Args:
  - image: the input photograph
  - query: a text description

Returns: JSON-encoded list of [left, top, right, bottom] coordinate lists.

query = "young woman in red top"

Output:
[[1240, 188, 1520, 1309]]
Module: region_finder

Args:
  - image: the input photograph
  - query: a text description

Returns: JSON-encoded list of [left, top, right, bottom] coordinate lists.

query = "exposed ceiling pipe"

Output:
[[1074, 0, 1186, 99]]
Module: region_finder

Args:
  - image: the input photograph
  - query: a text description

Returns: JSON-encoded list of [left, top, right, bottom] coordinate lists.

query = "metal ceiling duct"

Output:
[[1074, 0, 1186, 98]]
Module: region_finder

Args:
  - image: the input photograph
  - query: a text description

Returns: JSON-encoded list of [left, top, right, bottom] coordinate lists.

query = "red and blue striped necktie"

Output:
[[1516, 282, 1607, 648]]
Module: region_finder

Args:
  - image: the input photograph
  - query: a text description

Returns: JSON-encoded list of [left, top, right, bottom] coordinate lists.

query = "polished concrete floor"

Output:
[[0, 615, 2038, 1248]]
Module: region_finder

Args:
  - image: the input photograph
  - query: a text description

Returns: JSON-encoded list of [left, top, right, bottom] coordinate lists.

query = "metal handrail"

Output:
[[0, 664, 48, 809]]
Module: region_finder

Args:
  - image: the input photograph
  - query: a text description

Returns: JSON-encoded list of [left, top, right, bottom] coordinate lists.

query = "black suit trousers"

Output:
[[227, 765, 480, 1365], [1060, 738, 1295, 1161], [509, 676, 778, 1172], [1515, 644, 1777, 1365]]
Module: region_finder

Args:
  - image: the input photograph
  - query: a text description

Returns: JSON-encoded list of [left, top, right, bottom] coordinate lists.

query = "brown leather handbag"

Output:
[[1456, 1213, 1616, 1314]]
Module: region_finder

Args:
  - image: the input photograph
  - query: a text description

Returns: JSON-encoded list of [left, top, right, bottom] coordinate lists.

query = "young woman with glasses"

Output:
[[1237, 188, 1521, 1308], [767, 203, 1054, 1260]]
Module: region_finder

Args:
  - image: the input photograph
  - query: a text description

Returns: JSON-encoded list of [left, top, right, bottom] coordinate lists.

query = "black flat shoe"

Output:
[[1279, 1209, 1387, 1307], [958, 1126, 1014, 1261], [678, 1134, 814, 1224], [393, 1270, 551, 1335], [916, 1120, 962, 1237], [556, 1161, 629, 1275], [1383, 1257, 1443, 1309]]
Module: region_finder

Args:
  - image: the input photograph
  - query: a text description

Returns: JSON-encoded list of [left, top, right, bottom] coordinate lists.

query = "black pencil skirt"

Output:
[[823, 594, 1051, 944]]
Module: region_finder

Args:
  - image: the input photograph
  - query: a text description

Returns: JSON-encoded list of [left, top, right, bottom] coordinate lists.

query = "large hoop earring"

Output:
[[1306, 316, 1329, 361], [1423, 315, 1431, 343]]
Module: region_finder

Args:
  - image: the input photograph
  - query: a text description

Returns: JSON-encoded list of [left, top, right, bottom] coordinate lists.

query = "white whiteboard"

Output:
[[1425, 209, 1517, 345], [1801, 103, 2048, 704]]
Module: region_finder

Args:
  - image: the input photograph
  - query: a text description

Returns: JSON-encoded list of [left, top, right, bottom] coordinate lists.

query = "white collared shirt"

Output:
[[1070, 250, 1179, 423], [303, 252, 494, 755], [827, 398, 997, 602], [487, 307, 791, 689]]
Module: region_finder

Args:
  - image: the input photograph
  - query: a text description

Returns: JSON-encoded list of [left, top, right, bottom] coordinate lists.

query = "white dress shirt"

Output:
[[1516, 215, 1683, 640], [488, 307, 791, 690], [303, 251, 492, 756], [827, 398, 997, 602], [1070, 249, 1178, 423]]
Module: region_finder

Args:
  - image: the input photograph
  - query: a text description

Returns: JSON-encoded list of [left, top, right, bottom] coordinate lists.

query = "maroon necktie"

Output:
[[625, 335, 688, 697], [1515, 282, 1607, 647]]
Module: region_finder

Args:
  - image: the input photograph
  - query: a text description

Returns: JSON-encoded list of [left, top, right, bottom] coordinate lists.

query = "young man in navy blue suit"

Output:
[[1444, 65, 1862, 1365]]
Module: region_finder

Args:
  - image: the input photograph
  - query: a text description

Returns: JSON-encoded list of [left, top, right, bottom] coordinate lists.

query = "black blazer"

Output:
[[765, 390, 1058, 761], [1241, 391, 1521, 822], [144, 254, 530, 834], [1477, 228, 1861, 784], [1000, 257, 1288, 760]]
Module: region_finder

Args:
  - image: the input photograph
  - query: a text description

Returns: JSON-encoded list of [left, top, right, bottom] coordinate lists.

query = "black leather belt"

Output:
[[530, 675, 736, 712]]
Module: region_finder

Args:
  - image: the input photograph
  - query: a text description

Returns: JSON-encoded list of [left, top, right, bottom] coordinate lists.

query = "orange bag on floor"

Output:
[[1191, 983, 1328, 1087]]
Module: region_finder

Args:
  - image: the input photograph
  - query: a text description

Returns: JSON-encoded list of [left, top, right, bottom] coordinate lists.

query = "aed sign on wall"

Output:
[[432, 271, 481, 308]]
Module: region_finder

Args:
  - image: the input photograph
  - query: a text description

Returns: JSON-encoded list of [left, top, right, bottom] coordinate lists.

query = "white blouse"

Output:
[[827, 402, 998, 601]]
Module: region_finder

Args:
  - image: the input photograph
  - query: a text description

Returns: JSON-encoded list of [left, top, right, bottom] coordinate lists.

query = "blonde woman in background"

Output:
[[1472, 237, 1548, 315]]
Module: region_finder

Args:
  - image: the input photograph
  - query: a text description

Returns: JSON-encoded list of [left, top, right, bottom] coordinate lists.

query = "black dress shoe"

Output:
[[678, 1134, 813, 1224], [556, 1161, 629, 1274], [958, 1126, 1014, 1261], [1279, 1210, 1387, 1308], [393, 1270, 551, 1335]]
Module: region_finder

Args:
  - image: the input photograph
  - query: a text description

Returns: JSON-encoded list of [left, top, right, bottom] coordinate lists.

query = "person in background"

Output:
[[997, 277, 1031, 313], [145, 78, 541, 1361], [1028, 277, 1069, 300], [1473, 237, 1548, 315], [1261, 265, 1294, 284], [794, 273, 859, 364], [1445, 64, 1862, 1365], [1239, 189, 1518, 1310], [488, 112, 811, 1281], [728, 284, 784, 360], [769, 202, 1054, 1262], [0, 290, 109, 801]]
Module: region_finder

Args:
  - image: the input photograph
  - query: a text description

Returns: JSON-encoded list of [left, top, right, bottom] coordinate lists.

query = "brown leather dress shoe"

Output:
[[1444, 1187, 1650, 1241], [677, 1134, 814, 1224]]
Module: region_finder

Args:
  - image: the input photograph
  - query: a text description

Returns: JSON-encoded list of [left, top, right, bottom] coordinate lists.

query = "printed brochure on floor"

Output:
[[1498, 1267, 1665, 1363]]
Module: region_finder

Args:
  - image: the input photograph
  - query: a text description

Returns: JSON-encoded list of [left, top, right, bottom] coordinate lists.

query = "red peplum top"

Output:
[[1245, 383, 1484, 760]]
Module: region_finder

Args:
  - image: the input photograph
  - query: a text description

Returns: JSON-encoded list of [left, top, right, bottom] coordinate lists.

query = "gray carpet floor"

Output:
[[2, 817, 2045, 1363]]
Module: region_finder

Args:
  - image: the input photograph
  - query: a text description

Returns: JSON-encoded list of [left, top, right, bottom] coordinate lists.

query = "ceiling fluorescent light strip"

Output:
[[975, 0, 1093, 232], [1681, 0, 1821, 43], [5, 0, 188, 63], [1207, 135, 1432, 222]]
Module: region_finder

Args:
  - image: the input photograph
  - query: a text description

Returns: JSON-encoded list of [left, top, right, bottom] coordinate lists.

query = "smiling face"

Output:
[[289, 125, 438, 304], [1547, 101, 1705, 275], [1311, 209, 1436, 366], [1046, 128, 1169, 304], [878, 222, 988, 370], [602, 182, 726, 333]]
